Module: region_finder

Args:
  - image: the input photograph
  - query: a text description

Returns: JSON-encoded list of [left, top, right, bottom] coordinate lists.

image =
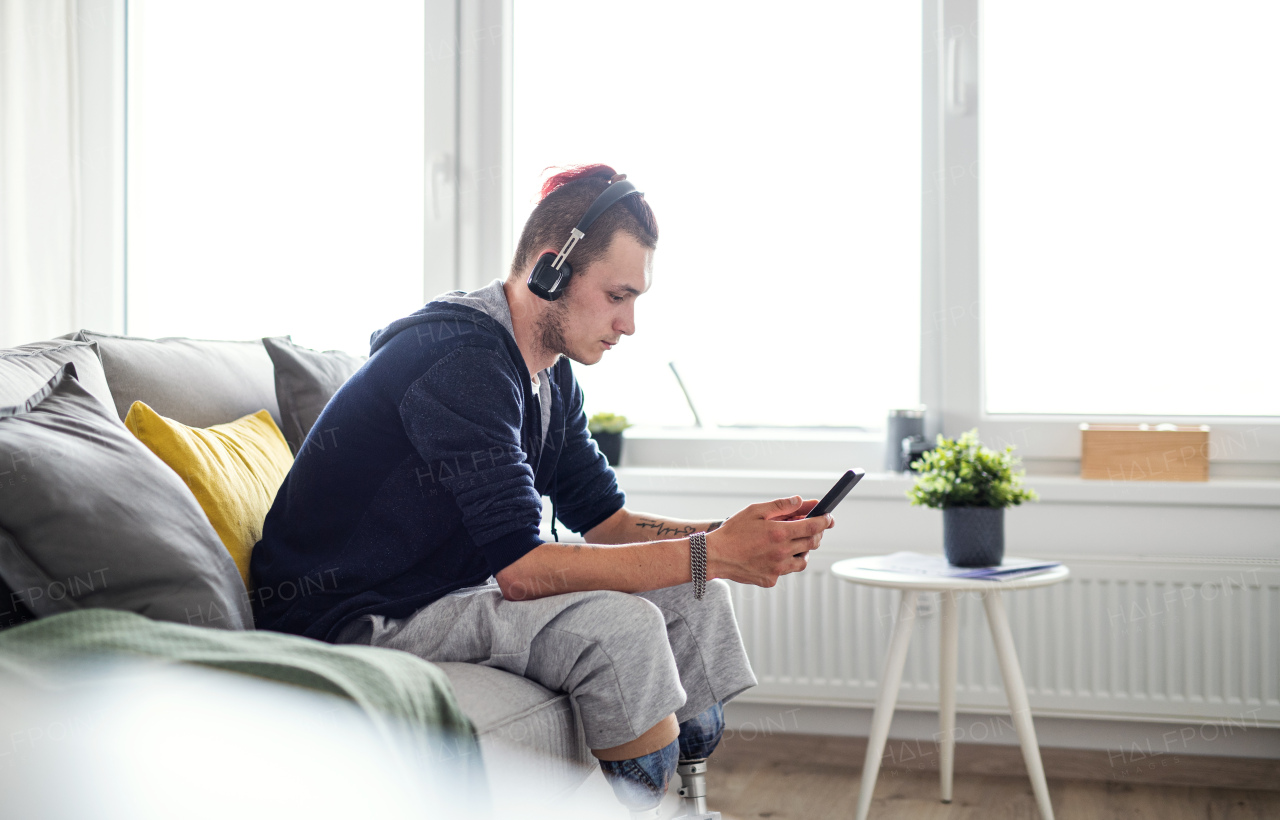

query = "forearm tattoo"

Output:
[[633, 517, 723, 540]]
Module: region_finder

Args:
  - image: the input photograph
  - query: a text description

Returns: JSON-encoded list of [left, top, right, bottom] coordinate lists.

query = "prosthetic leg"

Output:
[[674, 758, 720, 820]]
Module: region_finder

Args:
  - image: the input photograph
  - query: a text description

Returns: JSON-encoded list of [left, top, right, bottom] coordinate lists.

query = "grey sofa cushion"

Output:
[[434, 662, 595, 791], [0, 363, 252, 630], [73, 330, 280, 429], [0, 571, 36, 629], [262, 336, 365, 454], [0, 340, 115, 413]]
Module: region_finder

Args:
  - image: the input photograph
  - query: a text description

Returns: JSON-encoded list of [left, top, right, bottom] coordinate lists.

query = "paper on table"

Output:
[[857, 551, 1061, 580]]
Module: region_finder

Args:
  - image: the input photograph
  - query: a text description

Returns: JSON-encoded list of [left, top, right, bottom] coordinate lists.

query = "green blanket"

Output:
[[0, 608, 482, 784]]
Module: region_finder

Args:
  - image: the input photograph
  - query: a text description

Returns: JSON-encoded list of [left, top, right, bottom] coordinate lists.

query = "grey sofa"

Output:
[[0, 330, 597, 790]]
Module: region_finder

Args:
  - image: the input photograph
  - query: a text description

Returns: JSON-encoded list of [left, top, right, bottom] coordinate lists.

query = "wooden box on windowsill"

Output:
[[1080, 424, 1211, 482]]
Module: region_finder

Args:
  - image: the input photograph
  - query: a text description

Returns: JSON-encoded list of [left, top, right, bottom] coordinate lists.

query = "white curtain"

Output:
[[0, 0, 82, 349]]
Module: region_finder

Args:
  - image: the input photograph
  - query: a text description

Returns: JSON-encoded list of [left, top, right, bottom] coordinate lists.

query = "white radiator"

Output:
[[729, 553, 1280, 728]]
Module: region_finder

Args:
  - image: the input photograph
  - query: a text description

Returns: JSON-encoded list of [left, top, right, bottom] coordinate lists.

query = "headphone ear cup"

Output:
[[527, 252, 571, 301]]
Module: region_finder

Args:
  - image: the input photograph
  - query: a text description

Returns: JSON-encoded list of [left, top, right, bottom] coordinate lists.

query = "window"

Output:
[[512, 1, 922, 429], [121, 0, 1279, 470], [982, 1, 1280, 418], [126, 0, 426, 355]]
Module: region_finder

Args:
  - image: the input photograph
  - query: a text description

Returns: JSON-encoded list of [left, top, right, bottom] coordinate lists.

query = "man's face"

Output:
[[538, 233, 652, 366]]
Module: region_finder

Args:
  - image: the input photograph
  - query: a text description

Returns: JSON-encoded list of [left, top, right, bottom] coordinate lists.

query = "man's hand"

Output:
[[705, 496, 834, 588]]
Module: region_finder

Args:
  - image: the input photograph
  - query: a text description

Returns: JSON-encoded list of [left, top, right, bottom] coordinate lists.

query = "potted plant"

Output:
[[906, 428, 1039, 567], [588, 412, 632, 466]]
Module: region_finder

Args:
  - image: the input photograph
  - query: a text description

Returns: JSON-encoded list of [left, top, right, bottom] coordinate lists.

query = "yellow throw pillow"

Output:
[[124, 401, 293, 588]]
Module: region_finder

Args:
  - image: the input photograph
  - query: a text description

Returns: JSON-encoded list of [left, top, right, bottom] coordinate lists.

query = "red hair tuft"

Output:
[[538, 164, 618, 202]]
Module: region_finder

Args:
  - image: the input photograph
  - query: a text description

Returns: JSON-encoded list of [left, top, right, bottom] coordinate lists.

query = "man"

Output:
[[250, 164, 833, 818]]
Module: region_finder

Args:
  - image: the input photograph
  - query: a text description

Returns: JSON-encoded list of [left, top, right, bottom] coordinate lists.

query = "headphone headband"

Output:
[[574, 179, 640, 236]]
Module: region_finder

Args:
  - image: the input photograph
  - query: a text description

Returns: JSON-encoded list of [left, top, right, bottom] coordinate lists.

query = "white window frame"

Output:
[[62, 0, 128, 339], [422, 0, 514, 297]]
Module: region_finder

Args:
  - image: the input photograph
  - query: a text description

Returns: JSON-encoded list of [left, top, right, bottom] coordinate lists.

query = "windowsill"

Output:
[[623, 426, 882, 441], [614, 425, 1280, 484], [617, 425, 888, 473], [611, 467, 1280, 509]]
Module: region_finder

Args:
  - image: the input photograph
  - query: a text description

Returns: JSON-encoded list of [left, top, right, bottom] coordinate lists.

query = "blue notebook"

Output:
[[858, 551, 1062, 581]]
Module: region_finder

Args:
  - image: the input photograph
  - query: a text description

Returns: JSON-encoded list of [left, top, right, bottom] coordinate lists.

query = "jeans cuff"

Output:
[[678, 701, 725, 761], [598, 739, 679, 811]]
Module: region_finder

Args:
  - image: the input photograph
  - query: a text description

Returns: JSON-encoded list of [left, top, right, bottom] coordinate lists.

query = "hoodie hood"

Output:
[[368, 279, 514, 356], [368, 278, 554, 444]]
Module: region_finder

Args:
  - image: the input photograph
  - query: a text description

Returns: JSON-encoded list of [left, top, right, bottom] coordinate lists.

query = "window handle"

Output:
[[946, 34, 973, 116], [427, 152, 454, 221]]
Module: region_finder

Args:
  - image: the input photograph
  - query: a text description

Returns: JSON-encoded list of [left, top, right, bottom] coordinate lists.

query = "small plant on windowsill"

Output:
[[906, 428, 1038, 567], [588, 412, 632, 467]]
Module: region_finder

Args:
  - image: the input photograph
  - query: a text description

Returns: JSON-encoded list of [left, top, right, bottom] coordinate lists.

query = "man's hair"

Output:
[[510, 164, 659, 282]]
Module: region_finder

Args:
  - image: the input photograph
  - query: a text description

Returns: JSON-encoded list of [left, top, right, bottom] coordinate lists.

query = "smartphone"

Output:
[[806, 468, 865, 518]]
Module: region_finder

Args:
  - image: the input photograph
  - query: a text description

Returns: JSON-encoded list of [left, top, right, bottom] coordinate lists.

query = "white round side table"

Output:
[[830, 556, 1070, 820]]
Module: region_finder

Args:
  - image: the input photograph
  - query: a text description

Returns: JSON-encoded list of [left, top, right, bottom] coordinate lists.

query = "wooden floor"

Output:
[[704, 732, 1280, 820]]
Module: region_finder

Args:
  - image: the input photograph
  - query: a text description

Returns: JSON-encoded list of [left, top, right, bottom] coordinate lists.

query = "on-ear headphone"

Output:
[[526, 177, 643, 301]]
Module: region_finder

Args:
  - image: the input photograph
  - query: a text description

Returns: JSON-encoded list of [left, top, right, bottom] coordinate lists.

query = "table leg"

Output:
[[938, 589, 959, 804], [982, 589, 1055, 820], [855, 589, 919, 820]]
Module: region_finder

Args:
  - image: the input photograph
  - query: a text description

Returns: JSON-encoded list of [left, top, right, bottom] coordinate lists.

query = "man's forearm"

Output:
[[496, 509, 725, 601], [500, 497, 828, 601], [496, 537, 695, 601]]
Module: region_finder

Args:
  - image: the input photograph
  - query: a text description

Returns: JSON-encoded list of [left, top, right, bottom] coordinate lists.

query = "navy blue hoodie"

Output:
[[249, 282, 625, 641]]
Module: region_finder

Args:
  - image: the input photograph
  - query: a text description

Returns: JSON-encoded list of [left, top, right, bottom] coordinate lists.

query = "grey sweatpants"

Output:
[[335, 579, 758, 751]]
